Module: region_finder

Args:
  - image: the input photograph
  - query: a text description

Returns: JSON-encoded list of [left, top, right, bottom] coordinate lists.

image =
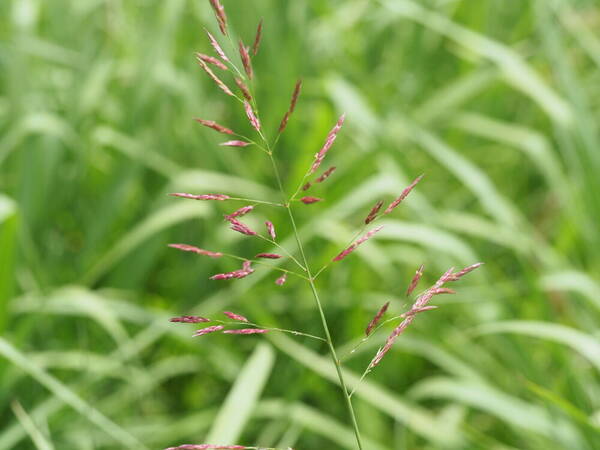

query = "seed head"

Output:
[[197, 59, 234, 96], [169, 193, 230, 201], [256, 253, 282, 259], [210, 261, 254, 280], [234, 77, 252, 102], [208, 0, 228, 36], [315, 166, 336, 184], [265, 221, 276, 240], [275, 273, 287, 285], [384, 174, 423, 214], [192, 325, 224, 337], [278, 80, 302, 133], [365, 301, 389, 336], [238, 40, 253, 79], [333, 226, 384, 262], [244, 101, 261, 131], [223, 311, 248, 322], [310, 113, 345, 174], [224, 205, 254, 220], [223, 328, 269, 335], [300, 196, 322, 204], [205, 29, 229, 62], [448, 262, 484, 280], [166, 444, 247, 449], [406, 264, 424, 296], [252, 19, 263, 56], [195, 53, 227, 70], [301, 182, 312, 191], [227, 218, 257, 236], [168, 243, 223, 258], [194, 118, 234, 135], [220, 140, 251, 147], [170, 315, 210, 323], [364, 200, 383, 224]]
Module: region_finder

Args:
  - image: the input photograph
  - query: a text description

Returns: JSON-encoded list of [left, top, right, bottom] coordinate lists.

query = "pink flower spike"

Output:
[[220, 140, 251, 147], [301, 182, 312, 191], [384, 174, 424, 214], [169, 193, 230, 201], [195, 53, 227, 70], [401, 305, 438, 318], [193, 325, 224, 337], [364, 200, 383, 225], [430, 287, 456, 295], [194, 118, 234, 135], [300, 196, 322, 204], [310, 113, 345, 174], [168, 243, 223, 258], [244, 101, 261, 131], [265, 221, 276, 240], [166, 444, 248, 449], [252, 19, 263, 56], [256, 253, 282, 259], [170, 315, 210, 323], [333, 226, 384, 262], [223, 328, 269, 335], [197, 59, 234, 96], [275, 273, 287, 285], [234, 77, 252, 102], [227, 218, 257, 236], [406, 264, 424, 296], [238, 40, 253, 79], [450, 262, 484, 280], [315, 166, 336, 183], [208, 0, 228, 35], [365, 301, 390, 336], [210, 261, 254, 281], [223, 311, 249, 322], [225, 205, 254, 220], [205, 29, 229, 62]]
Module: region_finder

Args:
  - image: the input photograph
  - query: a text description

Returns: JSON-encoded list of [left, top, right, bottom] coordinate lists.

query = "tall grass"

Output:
[[1, 0, 600, 449]]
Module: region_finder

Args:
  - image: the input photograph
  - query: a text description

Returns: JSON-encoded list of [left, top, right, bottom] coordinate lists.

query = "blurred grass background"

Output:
[[1, 0, 600, 448]]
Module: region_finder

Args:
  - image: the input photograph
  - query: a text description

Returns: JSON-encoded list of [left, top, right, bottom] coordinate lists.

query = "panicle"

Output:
[[234, 77, 252, 102], [310, 113, 345, 174], [406, 264, 424, 296], [278, 80, 302, 133], [252, 19, 263, 56], [169, 193, 230, 201], [168, 243, 223, 258], [300, 196, 322, 204], [205, 29, 229, 62], [170, 315, 210, 323], [223, 328, 269, 334], [384, 174, 424, 214], [225, 205, 254, 220], [195, 53, 227, 70], [364, 200, 383, 224], [227, 218, 257, 236], [244, 101, 261, 131], [365, 301, 389, 336], [255, 253, 282, 259], [208, 0, 228, 35], [194, 118, 234, 135], [197, 59, 234, 96], [315, 166, 336, 183], [333, 225, 384, 262], [223, 311, 248, 322], [192, 325, 224, 337], [220, 140, 251, 147], [265, 221, 276, 240], [275, 273, 287, 285], [238, 41, 253, 79]]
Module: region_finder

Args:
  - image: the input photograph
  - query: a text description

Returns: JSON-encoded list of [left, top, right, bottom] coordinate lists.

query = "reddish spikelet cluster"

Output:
[[365, 301, 389, 336], [197, 59, 234, 96], [194, 118, 234, 135], [368, 264, 482, 369], [315, 166, 336, 184], [193, 325, 225, 337], [225, 205, 254, 220], [227, 218, 257, 236], [166, 445, 247, 450], [223, 328, 269, 334], [300, 196, 322, 204], [384, 174, 424, 214], [278, 80, 302, 133], [223, 311, 248, 322], [364, 200, 383, 224], [406, 264, 424, 296], [168, 243, 223, 258], [256, 253, 282, 259], [170, 315, 210, 323], [208, 0, 228, 35], [310, 114, 345, 174], [235, 77, 252, 102], [244, 101, 261, 131], [220, 140, 251, 147], [275, 273, 287, 285], [195, 53, 227, 71], [301, 182, 312, 191], [333, 225, 384, 262], [210, 260, 255, 280], [205, 30, 229, 62], [238, 41, 253, 79], [252, 19, 263, 56], [265, 221, 276, 240], [170, 193, 230, 201]]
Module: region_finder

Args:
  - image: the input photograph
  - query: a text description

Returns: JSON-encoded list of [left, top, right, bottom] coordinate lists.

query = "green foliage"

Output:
[[1, 0, 600, 448]]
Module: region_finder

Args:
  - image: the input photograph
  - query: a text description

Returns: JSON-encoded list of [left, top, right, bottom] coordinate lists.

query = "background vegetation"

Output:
[[1, 0, 600, 448]]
